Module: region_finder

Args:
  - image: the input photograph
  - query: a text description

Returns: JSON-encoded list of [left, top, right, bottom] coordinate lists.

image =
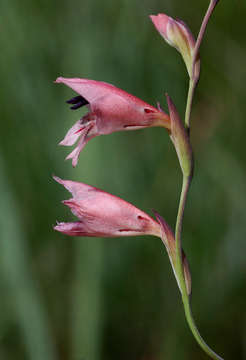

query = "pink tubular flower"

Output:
[[150, 14, 200, 78], [53, 176, 161, 238], [55, 77, 170, 167]]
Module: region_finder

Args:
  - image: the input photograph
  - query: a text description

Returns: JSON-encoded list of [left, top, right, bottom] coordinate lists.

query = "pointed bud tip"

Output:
[[152, 210, 174, 242], [150, 13, 170, 35], [165, 93, 176, 116], [153, 210, 173, 237], [149, 13, 169, 21], [152, 209, 162, 222]]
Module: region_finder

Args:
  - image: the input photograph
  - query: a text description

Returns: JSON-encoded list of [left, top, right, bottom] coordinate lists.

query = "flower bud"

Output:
[[150, 14, 200, 78]]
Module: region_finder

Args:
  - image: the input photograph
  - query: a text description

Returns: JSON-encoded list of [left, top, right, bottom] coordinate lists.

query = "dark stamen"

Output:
[[66, 95, 84, 104], [70, 101, 87, 110], [66, 95, 89, 110]]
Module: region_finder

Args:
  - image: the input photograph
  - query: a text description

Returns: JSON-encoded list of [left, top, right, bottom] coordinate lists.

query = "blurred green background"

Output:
[[0, 0, 245, 359]]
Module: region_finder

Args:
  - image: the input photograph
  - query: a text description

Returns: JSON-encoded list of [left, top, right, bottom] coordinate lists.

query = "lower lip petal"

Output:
[[54, 221, 85, 236]]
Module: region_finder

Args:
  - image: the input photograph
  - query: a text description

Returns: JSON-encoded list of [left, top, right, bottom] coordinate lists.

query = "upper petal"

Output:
[[56, 77, 170, 131], [53, 176, 94, 199], [56, 77, 167, 116]]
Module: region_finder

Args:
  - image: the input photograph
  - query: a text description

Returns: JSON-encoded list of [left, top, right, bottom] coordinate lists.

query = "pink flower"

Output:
[[53, 176, 161, 238], [150, 14, 200, 77], [55, 77, 170, 167]]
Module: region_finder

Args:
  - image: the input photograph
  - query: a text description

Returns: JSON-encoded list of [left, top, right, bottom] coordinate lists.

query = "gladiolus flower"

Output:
[[150, 14, 200, 78], [53, 176, 161, 238], [55, 77, 170, 167], [54, 176, 191, 295]]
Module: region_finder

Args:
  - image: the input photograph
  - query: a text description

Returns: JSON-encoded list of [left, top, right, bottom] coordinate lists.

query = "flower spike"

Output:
[[55, 77, 170, 167]]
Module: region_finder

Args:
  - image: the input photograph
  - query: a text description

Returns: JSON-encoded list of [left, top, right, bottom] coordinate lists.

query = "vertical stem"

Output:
[[184, 78, 196, 130], [182, 296, 224, 360], [185, 0, 220, 130], [192, 0, 220, 80], [174, 174, 224, 360], [175, 175, 191, 292], [174, 4, 224, 359]]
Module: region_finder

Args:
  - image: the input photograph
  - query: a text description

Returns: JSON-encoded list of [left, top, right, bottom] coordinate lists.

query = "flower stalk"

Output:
[[173, 1, 223, 359], [175, 174, 224, 360], [185, 0, 220, 130]]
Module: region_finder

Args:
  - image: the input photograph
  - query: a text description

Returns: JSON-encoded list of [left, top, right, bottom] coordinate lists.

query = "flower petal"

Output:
[[56, 77, 170, 127], [59, 119, 88, 146], [65, 123, 95, 167], [54, 221, 85, 236], [56, 77, 158, 109]]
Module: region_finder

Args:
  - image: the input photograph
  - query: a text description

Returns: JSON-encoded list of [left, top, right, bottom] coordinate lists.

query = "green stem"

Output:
[[175, 3, 224, 357], [182, 296, 224, 360], [166, 1, 223, 358], [192, 0, 220, 80], [175, 175, 191, 291], [185, 0, 220, 130], [174, 175, 224, 360], [184, 78, 196, 130]]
